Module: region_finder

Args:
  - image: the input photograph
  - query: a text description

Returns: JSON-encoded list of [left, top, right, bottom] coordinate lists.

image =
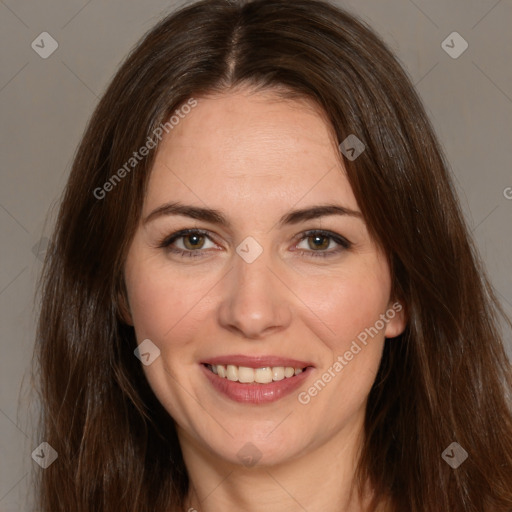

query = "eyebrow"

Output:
[[143, 201, 363, 228]]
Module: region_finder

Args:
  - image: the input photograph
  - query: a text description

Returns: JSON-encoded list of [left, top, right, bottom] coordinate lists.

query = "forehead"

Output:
[[144, 89, 358, 218]]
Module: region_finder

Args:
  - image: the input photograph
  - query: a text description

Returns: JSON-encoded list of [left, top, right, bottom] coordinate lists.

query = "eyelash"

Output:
[[157, 229, 351, 259]]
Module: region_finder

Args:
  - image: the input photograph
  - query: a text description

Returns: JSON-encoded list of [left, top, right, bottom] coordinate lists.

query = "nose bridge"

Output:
[[217, 237, 292, 338]]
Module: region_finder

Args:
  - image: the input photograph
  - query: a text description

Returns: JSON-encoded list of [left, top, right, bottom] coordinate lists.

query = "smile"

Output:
[[206, 363, 306, 383], [201, 356, 314, 404]]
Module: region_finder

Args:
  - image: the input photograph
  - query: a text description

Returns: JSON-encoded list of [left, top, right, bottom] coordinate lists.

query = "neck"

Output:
[[178, 413, 376, 512]]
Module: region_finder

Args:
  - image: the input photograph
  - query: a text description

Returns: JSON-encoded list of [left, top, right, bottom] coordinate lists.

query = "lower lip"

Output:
[[201, 364, 313, 404]]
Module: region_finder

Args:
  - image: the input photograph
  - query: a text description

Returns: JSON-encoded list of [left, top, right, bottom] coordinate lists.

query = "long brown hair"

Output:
[[33, 0, 512, 510]]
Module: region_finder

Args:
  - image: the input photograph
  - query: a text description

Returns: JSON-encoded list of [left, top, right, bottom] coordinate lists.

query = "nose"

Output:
[[217, 247, 292, 340]]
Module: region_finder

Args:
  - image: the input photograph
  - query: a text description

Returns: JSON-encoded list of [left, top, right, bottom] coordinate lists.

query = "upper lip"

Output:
[[202, 354, 314, 369]]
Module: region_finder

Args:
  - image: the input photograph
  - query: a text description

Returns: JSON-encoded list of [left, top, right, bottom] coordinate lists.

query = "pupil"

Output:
[[185, 234, 204, 249], [310, 235, 328, 250]]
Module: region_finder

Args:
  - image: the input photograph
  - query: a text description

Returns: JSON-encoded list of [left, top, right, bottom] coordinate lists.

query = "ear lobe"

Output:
[[384, 300, 407, 339]]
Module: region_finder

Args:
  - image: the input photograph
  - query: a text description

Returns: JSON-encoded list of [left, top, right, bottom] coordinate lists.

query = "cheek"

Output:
[[293, 256, 391, 353], [290, 265, 389, 429], [124, 255, 219, 350]]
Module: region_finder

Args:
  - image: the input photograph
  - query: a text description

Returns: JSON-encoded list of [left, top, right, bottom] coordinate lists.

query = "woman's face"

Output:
[[123, 87, 406, 467]]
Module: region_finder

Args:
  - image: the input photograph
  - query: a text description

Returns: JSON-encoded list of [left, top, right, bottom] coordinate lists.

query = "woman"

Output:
[[34, 0, 512, 510]]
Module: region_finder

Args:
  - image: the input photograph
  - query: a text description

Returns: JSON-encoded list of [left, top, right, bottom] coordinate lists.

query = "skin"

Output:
[[122, 85, 406, 512]]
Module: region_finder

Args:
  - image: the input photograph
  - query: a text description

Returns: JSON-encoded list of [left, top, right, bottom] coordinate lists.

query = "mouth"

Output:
[[200, 355, 314, 404], [203, 363, 310, 383]]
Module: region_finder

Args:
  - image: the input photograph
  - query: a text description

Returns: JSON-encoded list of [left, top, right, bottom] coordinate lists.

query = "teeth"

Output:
[[255, 367, 273, 384], [272, 367, 285, 381], [238, 366, 254, 383], [284, 367, 295, 378], [226, 364, 238, 381], [207, 364, 306, 383]]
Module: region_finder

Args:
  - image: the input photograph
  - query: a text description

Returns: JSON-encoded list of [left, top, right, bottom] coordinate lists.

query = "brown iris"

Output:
[[182, 233, 206, 250], [307, 234, 330, 251]]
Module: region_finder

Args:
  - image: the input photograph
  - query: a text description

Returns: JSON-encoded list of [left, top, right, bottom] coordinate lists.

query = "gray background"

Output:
[[1, 0, 511, 510]]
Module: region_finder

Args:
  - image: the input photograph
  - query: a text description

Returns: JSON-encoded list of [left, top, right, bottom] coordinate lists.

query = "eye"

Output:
[[294, 230, 351, 258], [157, 228, 351, 259], [158, 229, 218, 257]]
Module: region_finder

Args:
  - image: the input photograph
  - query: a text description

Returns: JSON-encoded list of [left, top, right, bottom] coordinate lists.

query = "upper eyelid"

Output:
[[160, 228, 216, 248]]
